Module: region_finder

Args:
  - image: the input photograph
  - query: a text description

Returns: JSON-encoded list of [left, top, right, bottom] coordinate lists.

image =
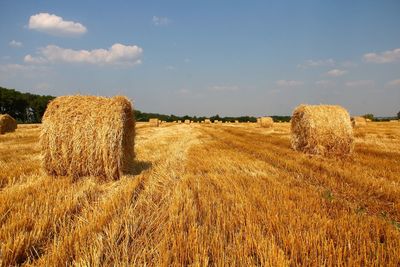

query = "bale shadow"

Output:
[[125, 160, 152, 176]]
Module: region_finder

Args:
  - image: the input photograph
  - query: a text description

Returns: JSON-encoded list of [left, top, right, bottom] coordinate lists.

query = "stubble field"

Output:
[[0, 121, 399, 266]]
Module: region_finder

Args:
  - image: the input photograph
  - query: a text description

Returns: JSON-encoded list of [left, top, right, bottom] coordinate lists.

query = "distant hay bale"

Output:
[[149, 118, 159, 127], [184, 119, 190, 124], [0, 114, 17, 134], [366, 118, 372, 122], [178, 120, 182, 124], [40, 95, 135, 180], [235, 120, 239, 123], [351, 116, 367, 127], [204, 119, 211, 124], [291, 104, 354, 156], [259, 117, 273, 128]]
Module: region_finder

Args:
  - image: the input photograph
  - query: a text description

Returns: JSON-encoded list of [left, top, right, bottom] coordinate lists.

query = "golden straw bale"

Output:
[[259, 117, 273, 128], [235, 120, 239, 123], [184, 119, 190, 124], [351, 116, 367, 127], [204, 119, 211, 124], [149, 118, 159, 127], [0, 114, 17, 134], [366, 118, 371, 122], [178, 120, 182, 124], [291, 104, 354, 156], [40, 95, 135, 180]]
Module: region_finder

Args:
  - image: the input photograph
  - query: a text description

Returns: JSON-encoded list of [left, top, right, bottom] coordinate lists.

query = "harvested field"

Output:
[[0, 122, 399, 265]]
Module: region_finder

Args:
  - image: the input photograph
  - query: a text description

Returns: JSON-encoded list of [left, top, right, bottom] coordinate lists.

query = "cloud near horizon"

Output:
[[9, 40, 23, 48], [345, 80, 374, 88], [363, 48, 400, 63], [24, 43, 143, 66], [325, 69, 347, 77], [152, 16, 170, 26], [275, 80, 304, 87], [297, 59, 335, 69], [28, 13, 87, 36], [385, 79, 400, 88]]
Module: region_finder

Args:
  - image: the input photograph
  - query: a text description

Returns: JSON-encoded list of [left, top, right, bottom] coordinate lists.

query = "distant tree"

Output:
[[363, 114, 374, 121], [398, 110, 400, 119]]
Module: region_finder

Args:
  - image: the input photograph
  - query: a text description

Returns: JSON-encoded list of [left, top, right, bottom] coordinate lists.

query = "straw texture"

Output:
[[291, 104, 354, 156], [40, 95, 135, 180]]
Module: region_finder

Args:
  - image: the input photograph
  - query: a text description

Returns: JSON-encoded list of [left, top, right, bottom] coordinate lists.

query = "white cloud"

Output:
[[28, 13, 87, 36], [315, 80, 335, 87], [209, 85, 240, 92], [24, 54, 47, 64], [345, 80, 374, 88], [363, 48, 400, 63], [165, 65, 176, 71], [385, 79, 400, 88], [325, 69, 347, 77], [152, 16, 170, 26], [297, 58, 335, 69], [24, 43, 143, 66], [275, 80, 303, 87], [9, 40, 23, 48]]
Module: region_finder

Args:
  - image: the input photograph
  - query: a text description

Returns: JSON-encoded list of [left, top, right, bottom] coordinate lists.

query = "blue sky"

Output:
[[0, 0, 399, 116]]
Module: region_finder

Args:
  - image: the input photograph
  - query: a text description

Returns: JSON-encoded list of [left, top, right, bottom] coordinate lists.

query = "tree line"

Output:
[[0, 87, 55, 123], [1, 86, 398, 123]]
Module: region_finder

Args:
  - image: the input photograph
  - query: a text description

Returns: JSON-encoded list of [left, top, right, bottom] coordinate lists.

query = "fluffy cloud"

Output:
[[276, 80, 303, 87], [315, 80, 335, 87], [385, 79, 400, 88], [28, 13, 87, 36], [345, 80, 374, 88], [297, 59, 335, 69], [325, 69, 347, 77], [9, 40, 23, 48], [209, 85, 240, 92], [152, 16, 170, 26], [24, 43, 143, 66], [363, 48, 400, 63]]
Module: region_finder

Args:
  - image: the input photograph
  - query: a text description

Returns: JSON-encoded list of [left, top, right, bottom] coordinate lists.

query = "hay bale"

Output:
[[40, 95, 135, 180], [351, 116, 366, 127], [0, 114, 17, 134], [235, 120, 239, 123], [204, 119, 211, 124], [184, 119, 190, 124], [149, 118, 159, 127], [259, 117, 273, 128], [178, 120, 182, 124], [366, 118, 371, 122], [291, 104, 354, 156]]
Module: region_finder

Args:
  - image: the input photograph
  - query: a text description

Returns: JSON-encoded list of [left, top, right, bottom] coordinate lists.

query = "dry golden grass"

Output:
[[0, 122, 399, 266]]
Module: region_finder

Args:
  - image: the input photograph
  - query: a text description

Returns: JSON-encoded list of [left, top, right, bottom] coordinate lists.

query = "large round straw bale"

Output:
[[204, 119, 211, 124], [0, 114, 17, 134], [291, 104, 354, 156], [149, 118, 159, 126], [351, 116, 366, 127], [259, 117, 273, 128], [40, 95, 135, 180], [184, 119, 190, 124]]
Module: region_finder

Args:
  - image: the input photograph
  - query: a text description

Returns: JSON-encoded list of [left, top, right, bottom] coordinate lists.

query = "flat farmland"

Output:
[[1, 122, 399, 266]]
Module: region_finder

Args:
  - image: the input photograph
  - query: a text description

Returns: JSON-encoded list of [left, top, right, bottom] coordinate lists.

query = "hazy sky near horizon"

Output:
[[0, 0, 399, 117]]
